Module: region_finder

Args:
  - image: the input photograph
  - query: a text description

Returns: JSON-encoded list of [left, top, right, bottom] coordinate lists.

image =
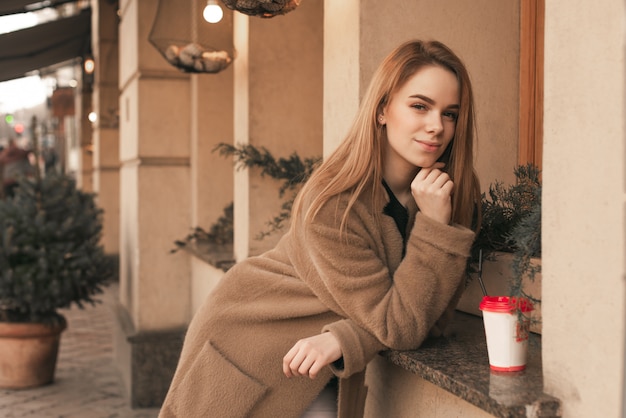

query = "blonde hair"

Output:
[[292, 40, 481, 232]]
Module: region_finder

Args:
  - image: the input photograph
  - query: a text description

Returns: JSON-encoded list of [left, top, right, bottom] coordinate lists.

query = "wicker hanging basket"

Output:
[[149, 0, 235, 73], [221, 0, 301, 18]]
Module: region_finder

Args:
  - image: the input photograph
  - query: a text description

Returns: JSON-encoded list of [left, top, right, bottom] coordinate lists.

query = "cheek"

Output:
[[444, 124, 457, 143]]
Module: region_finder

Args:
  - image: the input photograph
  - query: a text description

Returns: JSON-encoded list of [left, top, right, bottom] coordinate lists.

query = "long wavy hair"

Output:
[[292, 39, 481, 233]]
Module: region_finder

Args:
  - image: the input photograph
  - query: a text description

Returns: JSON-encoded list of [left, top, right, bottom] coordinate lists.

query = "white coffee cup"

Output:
[[479, 296, 533, 372]]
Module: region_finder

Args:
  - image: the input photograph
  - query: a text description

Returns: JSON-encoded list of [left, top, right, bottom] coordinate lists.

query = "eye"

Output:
[[411, 103, 428, 111], [443, 111, 458, 121]]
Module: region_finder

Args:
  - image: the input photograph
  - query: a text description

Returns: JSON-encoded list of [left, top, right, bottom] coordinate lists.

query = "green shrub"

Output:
[[0, 173, 112, 324]]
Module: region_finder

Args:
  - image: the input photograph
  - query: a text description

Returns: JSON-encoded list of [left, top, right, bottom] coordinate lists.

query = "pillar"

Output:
[[91, 0, 120, 255], [542, 1, 626, 416], [115, 0, 191, 407], [232, 0, 324, 261]]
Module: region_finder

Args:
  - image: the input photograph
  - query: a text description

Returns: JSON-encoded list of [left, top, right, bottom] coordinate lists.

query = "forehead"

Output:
[[394, 65, 460, 103]]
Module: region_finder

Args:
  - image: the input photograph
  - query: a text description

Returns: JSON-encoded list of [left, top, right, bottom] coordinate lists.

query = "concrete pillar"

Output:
[[91, 0, 120, 255], [542, 1, 626, 416], [115, 0, 191, 407], [188, 3, 236, 318], [232, 0, 324, 261], [190, 6, 235, 232], [76, 78, 93, 191]]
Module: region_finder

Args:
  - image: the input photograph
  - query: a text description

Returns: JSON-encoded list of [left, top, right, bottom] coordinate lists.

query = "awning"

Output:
[[0, 0, 80, 16], [0, 7, 91, 82]]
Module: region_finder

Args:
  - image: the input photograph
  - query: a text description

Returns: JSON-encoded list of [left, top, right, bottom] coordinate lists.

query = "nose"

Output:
[[425, 112, 444, 135]]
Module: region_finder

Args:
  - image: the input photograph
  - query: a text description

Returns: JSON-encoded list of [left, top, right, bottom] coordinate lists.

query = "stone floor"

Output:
[[0, 282, 160, 418], [0, 282, 337, 417]]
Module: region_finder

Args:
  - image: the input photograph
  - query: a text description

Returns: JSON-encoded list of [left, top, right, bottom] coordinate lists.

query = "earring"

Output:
[[378, 115, 384, 122]]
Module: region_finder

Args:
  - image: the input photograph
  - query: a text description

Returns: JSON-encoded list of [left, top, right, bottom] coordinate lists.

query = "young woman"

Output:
[[160, 39, 481, 418]]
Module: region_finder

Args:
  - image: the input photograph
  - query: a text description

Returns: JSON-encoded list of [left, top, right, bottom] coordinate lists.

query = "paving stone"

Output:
[[0, 283, 160, 418]]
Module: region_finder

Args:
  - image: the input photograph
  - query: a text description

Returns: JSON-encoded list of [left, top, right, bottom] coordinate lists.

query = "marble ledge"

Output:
[[383, 312, 561, 418]]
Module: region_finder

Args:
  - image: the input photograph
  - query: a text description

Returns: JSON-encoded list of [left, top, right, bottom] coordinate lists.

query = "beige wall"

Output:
[[323, 0, 360, 156], [324, 0, 520, 188], [190, 10, 234, 230], [542, 1, 626, 417], [366, 356, 494, 418], [233, 0, 324, 260]]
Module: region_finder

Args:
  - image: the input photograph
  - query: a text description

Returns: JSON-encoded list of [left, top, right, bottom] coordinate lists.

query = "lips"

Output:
[[415, 140, 441, 152]]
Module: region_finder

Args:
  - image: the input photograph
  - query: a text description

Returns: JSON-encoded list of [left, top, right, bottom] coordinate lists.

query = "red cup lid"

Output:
[[479, 296, 534, 313]]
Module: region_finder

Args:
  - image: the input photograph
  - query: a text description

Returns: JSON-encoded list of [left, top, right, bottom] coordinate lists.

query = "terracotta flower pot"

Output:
[[0, 319, 67, 389]]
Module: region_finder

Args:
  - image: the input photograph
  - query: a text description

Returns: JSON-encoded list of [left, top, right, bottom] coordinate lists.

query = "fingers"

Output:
[[414, 167, 453, 194], [282, 333, 343, 380], [282, 344, 301, 378], [411, 165, 454, 225], [283, 340, 318, 379]]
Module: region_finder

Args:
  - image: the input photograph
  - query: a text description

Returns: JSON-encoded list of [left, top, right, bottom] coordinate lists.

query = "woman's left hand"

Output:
[[411, 163, 453, 225], [283, 332, 342, 379]]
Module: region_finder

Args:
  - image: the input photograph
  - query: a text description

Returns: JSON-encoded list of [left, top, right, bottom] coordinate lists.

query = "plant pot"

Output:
[[0, 318, 67, 389], [457, 252, 542, 334]]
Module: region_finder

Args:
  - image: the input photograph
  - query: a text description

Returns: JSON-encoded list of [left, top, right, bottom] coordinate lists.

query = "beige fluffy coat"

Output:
[[159, 185, 475, 417]]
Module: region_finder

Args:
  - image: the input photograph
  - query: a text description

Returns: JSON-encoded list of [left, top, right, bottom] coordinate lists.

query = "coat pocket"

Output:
[[161, 340, 268, 417]]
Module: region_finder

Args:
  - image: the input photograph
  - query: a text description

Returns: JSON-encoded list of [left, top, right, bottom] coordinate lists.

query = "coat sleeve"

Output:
[[321, 318, 385, 378], [295, 199, 475, 353]]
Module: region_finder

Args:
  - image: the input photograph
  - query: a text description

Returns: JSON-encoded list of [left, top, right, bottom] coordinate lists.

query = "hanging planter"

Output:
[[150, 0, 235, 74], [221, 0, 301, 18]]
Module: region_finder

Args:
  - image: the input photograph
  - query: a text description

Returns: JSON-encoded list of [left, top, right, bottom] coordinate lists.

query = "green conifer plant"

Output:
[[0, 173, 112, 325]]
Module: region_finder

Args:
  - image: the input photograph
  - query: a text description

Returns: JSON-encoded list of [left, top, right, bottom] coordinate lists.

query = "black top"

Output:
[[382, 179, 409, 256]]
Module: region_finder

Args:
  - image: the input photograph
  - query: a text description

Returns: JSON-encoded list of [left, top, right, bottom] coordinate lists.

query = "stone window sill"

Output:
[[383, 312, 561, 418]]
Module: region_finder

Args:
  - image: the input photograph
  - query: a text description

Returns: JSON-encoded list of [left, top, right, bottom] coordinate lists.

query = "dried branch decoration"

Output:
[[221, 0, 301, 18]]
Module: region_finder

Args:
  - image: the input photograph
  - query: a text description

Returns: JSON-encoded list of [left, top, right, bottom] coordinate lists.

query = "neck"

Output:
[[382, 172, 415, 207]]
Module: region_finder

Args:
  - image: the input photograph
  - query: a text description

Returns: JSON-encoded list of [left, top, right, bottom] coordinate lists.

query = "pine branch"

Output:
[[213, 143, 321, 197], [173, 143, 321, 250]]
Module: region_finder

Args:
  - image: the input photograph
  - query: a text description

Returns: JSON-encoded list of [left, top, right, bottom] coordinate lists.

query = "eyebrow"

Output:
[[410, 94, 460, 109]]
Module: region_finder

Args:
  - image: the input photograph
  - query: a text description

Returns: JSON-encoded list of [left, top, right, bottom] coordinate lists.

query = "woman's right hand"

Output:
[[282, 332, 342, 379], [411, 162, 453, 225]]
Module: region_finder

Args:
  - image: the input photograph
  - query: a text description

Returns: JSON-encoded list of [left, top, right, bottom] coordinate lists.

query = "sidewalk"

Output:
[[0, 282, 160, 418]]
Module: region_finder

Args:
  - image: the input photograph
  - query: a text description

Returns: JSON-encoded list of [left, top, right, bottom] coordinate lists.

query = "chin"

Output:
[[414, 158, 440, 169]]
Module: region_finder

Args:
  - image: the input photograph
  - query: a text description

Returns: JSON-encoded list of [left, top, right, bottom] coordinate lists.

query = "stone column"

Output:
[[91, 0, 120, 255], [115, 0, 192, 407], [232, 1, 324, 261], [76, 79, 93, 191], [542, 1, 626, 416], [190, 4, 234, 232], [188, 3, 236, 316]]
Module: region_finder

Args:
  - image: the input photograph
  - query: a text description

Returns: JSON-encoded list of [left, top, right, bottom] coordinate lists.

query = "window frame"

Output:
[[519, 0, 544, 169]]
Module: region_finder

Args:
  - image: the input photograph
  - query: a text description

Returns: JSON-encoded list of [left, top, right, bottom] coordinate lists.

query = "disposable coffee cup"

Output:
[[479, 296, 533, 372]]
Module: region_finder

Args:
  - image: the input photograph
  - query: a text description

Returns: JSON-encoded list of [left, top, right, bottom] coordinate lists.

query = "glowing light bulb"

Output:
[[88, 112, 98, 123], [84, 57, 95, 74], [203, 0, 223, 23]]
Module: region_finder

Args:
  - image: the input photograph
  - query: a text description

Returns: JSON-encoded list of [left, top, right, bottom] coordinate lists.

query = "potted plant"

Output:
[[0, 144, 112, 388], [472, 163, 541, 261], [462, 164, 542, 332]]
